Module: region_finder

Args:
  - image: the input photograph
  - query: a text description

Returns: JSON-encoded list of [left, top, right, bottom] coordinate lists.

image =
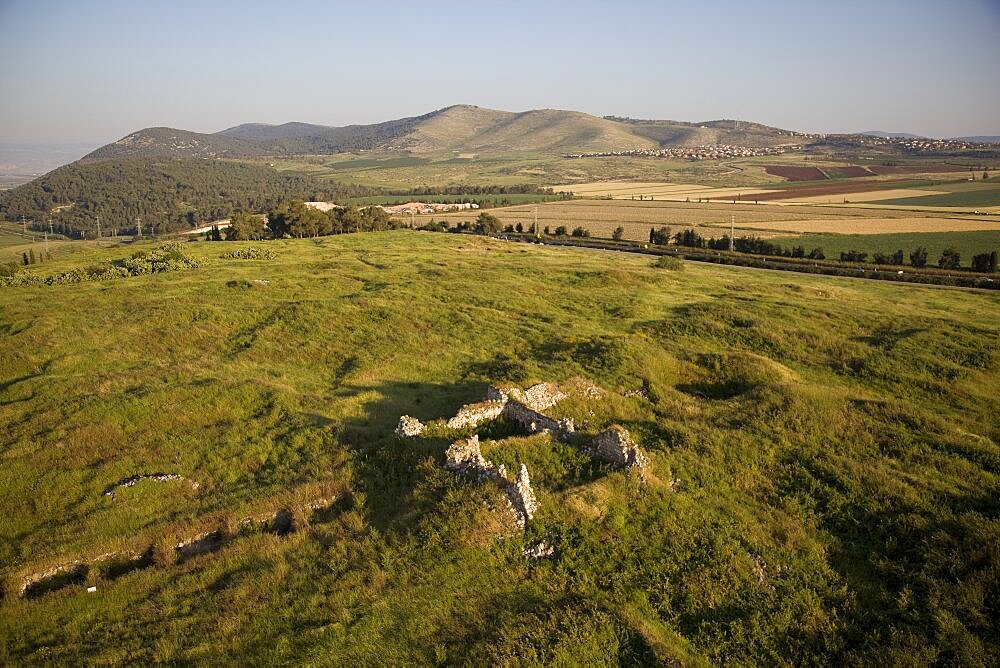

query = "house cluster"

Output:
[[565, 145, 795, 160]]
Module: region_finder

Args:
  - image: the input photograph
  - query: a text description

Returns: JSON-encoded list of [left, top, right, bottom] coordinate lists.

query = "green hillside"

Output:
[[1, 232, 997, 664], [0, 158, 373, 235]]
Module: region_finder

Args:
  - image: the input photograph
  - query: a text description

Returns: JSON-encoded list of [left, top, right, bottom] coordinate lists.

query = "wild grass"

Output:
[[0, 231, 997, 664]]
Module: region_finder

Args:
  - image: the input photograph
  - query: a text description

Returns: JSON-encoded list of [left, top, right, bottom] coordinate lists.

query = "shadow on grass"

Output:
[[339, 379, 487, 532]]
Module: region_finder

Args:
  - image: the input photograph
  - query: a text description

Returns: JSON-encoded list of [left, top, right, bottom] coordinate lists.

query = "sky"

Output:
[[1, 0, 998, 146]]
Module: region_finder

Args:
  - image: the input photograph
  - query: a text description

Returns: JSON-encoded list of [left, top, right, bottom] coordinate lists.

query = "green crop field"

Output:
[[770, 230, 1000, 267], [879, 181, 1000, 208], [1, 231, 997, 664]]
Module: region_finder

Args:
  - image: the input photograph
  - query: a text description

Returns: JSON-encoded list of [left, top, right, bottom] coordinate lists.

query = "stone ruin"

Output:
[[444, 435, 537, 529], [396, 380, 654, 533], [14, 494, 342, 600], [102, 472, 198, 500], [395, 415, 425, 437], [588, 425, 650, 471]]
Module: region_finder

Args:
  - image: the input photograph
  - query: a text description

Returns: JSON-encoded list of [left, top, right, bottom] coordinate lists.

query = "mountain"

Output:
[[82, 105, 803, 161], [950, 136, 1000, 144]]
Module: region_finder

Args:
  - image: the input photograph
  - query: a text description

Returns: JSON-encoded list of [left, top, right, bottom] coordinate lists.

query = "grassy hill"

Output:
[[0, 231, 997, 663], [81, 105, 805, 162]]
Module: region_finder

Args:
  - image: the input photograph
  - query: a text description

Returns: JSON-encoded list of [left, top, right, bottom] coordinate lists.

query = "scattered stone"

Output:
[[588, 425, 649, 470], [395, 415, 425, 437], [566, 377, 606, 399], [521, 383, 567, 411], [669, 478, 683, 492], [752, 554, 768, 583], [87, 586, 97, 593], [103, 473, 197, 499], [623, 378, 654, 401], [523, 541, 556, 559]]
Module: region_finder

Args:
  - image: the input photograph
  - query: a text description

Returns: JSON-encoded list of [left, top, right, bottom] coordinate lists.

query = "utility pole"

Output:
[[533, 206, 538, 235], [729, 214, 735, 252], [136, 218, 142, 238], [96, 215, 101, 240], [21, 215, 26, 236]]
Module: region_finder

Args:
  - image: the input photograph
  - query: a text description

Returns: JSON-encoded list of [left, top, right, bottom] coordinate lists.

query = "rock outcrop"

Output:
[[588, 425, 649, 470], [395, 415, 425, 437]]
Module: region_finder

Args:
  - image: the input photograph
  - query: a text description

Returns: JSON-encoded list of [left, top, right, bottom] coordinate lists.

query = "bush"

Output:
[[221, 246, 276, 260], [653, 255, 684, 271], [554, 226, 568, 236], [571, 226, 590, 238]]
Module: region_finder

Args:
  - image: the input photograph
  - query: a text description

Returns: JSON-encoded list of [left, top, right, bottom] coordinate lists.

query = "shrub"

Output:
[[653, 255, 684, 271], [221, 246, 276, 260]]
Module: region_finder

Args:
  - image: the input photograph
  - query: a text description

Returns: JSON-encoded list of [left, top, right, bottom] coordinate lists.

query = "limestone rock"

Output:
[[521, 382, 567, 411], [395, 415, 425, 437], [503, 463, 538, 529], [445, 399, 507, 429], [523, 541, 556, 559], [502, 400, 574, 440], [589, 425, 649, 470], [444, 435, 493, 476]]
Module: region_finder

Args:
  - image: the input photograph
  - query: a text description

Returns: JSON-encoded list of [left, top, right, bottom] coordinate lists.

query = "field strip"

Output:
[[729, 217, 1000, 234], [773, 188, 947, 204]]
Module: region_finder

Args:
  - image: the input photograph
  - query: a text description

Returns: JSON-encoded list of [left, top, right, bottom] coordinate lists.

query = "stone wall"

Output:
[[445, 399, 507, 429], [444, 435, 494, 477], [502, 400, 574, 440]]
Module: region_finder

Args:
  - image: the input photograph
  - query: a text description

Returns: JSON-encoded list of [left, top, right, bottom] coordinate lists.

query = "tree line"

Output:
[[211, 201, 398, 241]]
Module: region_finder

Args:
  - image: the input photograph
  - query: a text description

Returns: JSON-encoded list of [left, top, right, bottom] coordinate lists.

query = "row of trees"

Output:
[[214, 201, 397, 241], [418, 216, 999, 274]]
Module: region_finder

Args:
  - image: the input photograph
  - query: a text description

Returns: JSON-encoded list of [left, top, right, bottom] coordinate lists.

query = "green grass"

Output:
[[770, 230, 1000, 266], [0, 231, 998, 664], [879, 181, 1000, 207]]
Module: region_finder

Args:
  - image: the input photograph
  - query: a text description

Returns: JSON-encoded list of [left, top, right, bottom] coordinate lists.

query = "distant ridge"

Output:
[[860, 130, 926, 139], [950, 136, 1000, 144], [82, 105, 805, 161]]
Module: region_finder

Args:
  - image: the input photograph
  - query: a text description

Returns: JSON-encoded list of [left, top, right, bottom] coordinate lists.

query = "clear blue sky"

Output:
[[1, 0, 998, 145]]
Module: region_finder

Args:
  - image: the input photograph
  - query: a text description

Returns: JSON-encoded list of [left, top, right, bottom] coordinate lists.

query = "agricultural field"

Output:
[[878, 180, 1000, 209], [408, 199, 993, 243], [1, 231, 998, 664]]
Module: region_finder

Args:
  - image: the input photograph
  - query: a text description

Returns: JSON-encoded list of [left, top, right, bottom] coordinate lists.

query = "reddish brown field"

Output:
[[722, 179, 916, 201], [762, 165, 827, 181], [867, 164, 969, 175]]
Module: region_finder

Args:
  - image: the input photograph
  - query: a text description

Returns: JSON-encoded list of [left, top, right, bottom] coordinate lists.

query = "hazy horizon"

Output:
[[1, 0, 999, 146]]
